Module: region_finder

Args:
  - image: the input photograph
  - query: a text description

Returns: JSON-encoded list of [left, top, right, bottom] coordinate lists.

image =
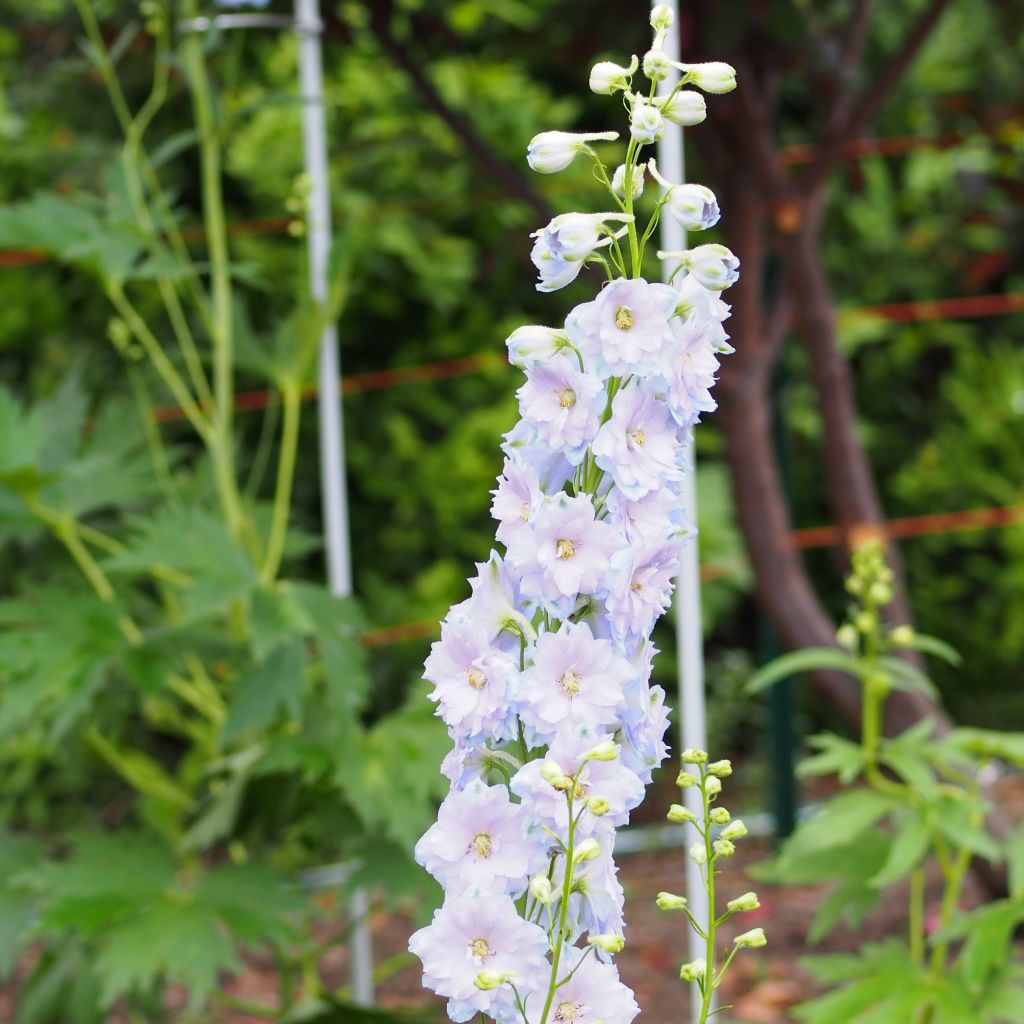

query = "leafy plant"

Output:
[[749, 540, 1024, 1023], [0, 3, 446, 1018]]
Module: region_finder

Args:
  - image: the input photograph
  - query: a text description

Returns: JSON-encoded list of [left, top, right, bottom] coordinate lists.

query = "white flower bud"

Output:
[[643, 49, 670, 82], [611, 162, 645, 200], [676, 771, 698, 788], [667, 803, 696, 823], [709, 806, 731, 825], [679, 243, 740, 291], [704, 776, 722, 797], [688, 842, 707, 865], [629, 98, 664, 144], [727, 891, 761, 913], [475, 969, 512, 990], [713, 838, 735, 857], [681, 748, 708, 765], [656, 891, 688, 910], [679, 958, 706, 982], [505, 325, 570, 369], [589, 933, 625, 954], [587, 796, 610, 816], [583, 739, 619, 762], [590, 56, 638, 95], [720, 819, 748, 842], [530, 875, 554, 905], [573, 837, 601, 864], [734, 927, 768, 949], [707, 758, 732, 778], [667, 184, 720, 232], [676, 61, 738, 94], [650, 4, 674, 31], [527, 130, 619, 174], [660, 89, 707, 126]]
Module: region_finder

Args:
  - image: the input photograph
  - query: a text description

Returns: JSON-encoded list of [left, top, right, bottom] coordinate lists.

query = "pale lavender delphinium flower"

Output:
[[411, 7, 739, 1022]]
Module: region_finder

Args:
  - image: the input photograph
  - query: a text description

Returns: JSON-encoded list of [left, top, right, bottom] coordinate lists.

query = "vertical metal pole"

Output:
[[653, 3, 709, 1020], [294, 0, 374, 1004]]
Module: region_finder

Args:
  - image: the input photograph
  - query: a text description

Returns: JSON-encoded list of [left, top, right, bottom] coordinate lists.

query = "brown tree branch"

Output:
[[365, 0, 555, 224], [804, 0, 953, 194]]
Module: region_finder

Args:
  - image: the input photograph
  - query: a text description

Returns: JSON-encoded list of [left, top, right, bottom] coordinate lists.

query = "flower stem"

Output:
[[539, 788, 578, 1024], [699, 768, 716, 1024], [260, 381, 303, 584]]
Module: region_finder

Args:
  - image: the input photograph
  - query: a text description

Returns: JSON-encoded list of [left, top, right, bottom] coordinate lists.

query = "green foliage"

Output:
[[755, 543, 1024, 1022]]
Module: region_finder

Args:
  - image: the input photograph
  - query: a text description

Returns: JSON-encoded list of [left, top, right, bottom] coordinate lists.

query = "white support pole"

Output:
[[652, 3, 710, 1021], [295, 0, 374, 1005]]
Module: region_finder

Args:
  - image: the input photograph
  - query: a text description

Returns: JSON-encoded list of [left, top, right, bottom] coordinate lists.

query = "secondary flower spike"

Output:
[[410, 10, 740, 1024]]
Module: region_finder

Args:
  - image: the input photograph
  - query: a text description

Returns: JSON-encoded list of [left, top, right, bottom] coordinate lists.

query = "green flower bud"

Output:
[[734, 927, 767, 949], [713, 838, 735, 858], [573, 838, 601, 864], [589, 933, 625, 954], [679, 958, 706, 982], [727, 891, 760, 913], [583, 740, 618, 762], [656, 891, 688, 911], [707, 759, 732, 777], [689, 842, 707, 865], [855, 610, 876, 634], [890, 624, 915, 646], [475, 969, 512, 990], [709, 807, 731, 825], [587, 796, 610, 816], [681, 748, 708, 765], [836, 623, 859, 651], [704, 776, 722, 797], [667, 803, 696, 824], [676, 771, 698, 789], [540, 760, 569, 789], [720, 819, 748, 842], [868, 582, 893, 606]]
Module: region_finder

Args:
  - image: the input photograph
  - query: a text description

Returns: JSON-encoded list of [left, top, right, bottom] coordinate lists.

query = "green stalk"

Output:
[[260, 382, 303, 584], [73, 0, 213, 406], [698, 769, 716, 1024], [622, 139, 642, 277], [180, 3, 243, 540], [538, 788, 578, 1024], [909, 867, 926, 966]]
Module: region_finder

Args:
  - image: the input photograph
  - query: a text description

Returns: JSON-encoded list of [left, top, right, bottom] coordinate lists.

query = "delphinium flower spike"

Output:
[[410, 7, 739, 1022]]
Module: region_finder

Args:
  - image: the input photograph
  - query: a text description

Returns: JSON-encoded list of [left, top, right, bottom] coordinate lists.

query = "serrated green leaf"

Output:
[[746, 647, 863, 695], [945, 728, 1024, 770], [957, 900, 1024, 989], [893, 632, 961, 666], [95, 899, 238, 1008], [195, 862, 302, 947], [797, 733, 866, 784], [935, 796, 1002, 862], [878, 745, 939, 798], [871, 810, 930, 888], [876, 655, 939, 699], [786, 789, 895, 856], [223, 640, 306, 740], [1007, 822, 1024, 899]]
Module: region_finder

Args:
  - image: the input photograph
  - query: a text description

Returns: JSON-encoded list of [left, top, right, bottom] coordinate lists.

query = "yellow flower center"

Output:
[[628, 428, 645, 447], [556, 539, 576, 560], [558, 387, 577, 409], [466, 668, 487, 691], [572, 777, 587, 800], [520, 501, 531, 521], [631, 580, 645, 592], [469, 937, 495, 960], [559, 670, 581, 696], [469, 833, 492, 858], [555, 1001, 584, 1022], [614, 305, 635, 330]]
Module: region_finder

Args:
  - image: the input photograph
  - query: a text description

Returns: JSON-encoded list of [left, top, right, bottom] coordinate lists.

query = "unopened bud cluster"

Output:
[[656, 749, 766, 1008]]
